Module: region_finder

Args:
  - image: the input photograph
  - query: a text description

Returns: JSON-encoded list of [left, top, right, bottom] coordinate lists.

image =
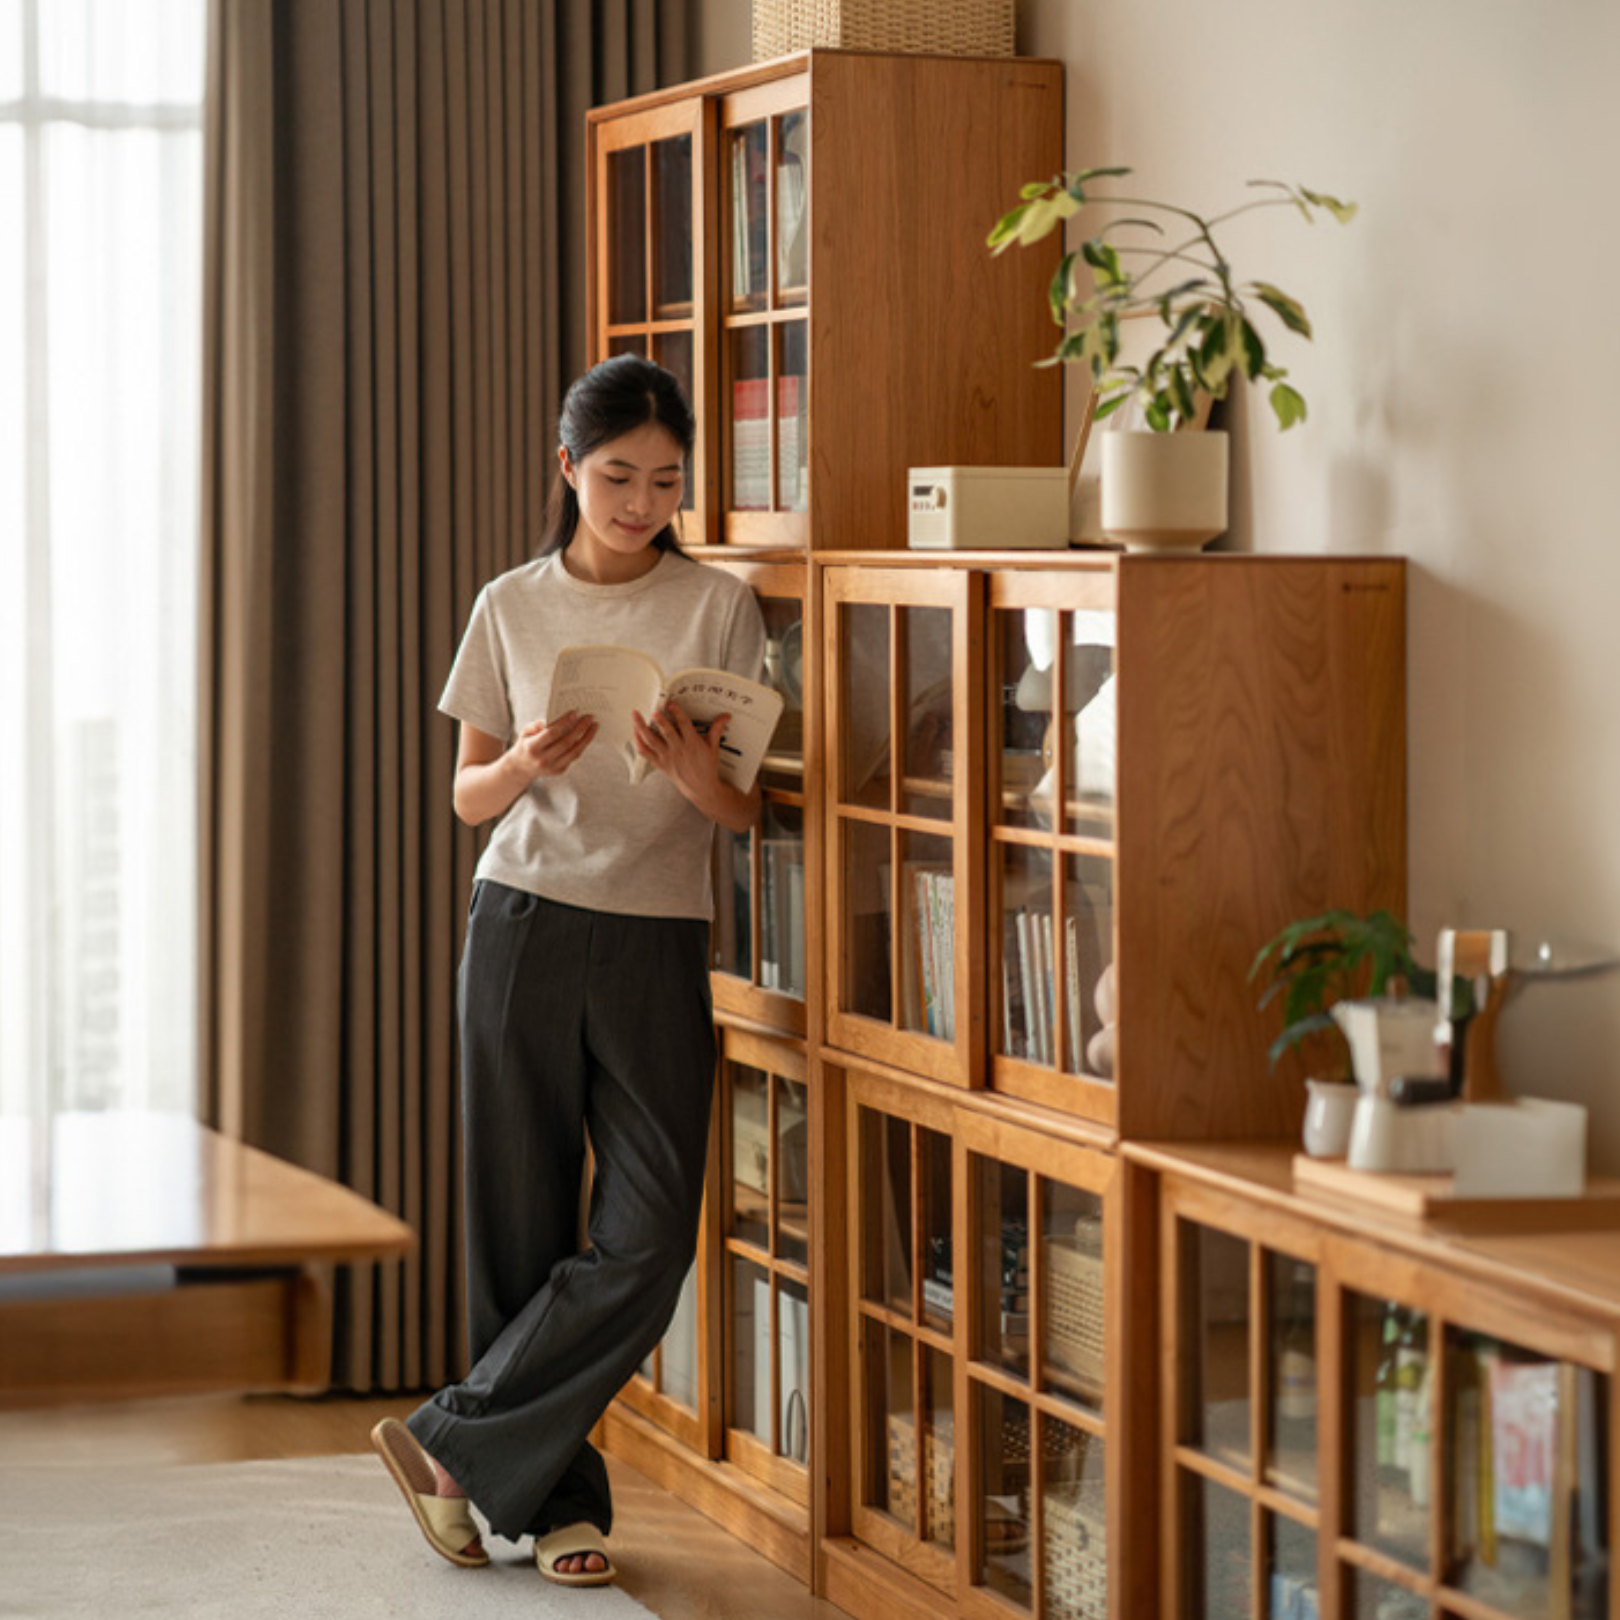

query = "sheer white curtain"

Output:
[[0, 0, 207, 1119]]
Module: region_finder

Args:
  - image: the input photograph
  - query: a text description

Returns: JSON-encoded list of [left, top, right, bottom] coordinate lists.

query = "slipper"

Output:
[[535, 1521, 616, 1587], [370, 1417, 490, 1568]]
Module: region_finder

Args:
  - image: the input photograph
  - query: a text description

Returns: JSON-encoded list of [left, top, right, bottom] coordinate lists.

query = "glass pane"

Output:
[[730, 324, 770, 512], [608, 332, 643, 358], [651, 133, 693, 315], [659, 1260, 699, 1409], [980, 1386, 1031, 1605], [778, 1276, 811, 1464], [759, 799, 806, 998], [898, 827, 954, 1041], [1346, 1566, 1428, 1619], [728, 121, 768, 308], [760, 595, 805, 786], [1264, 1512, 1318, 1620], [841, 601, 891, 809], [733, 1253, 769, 1443], [607, 146, 646, 325], [730, 1063, 770, 1249], [900, 606, 954, 820], [776, 320, 808, 512], [924, 1348, 956, 1550], [978, 1157, 1030, 1379], [1349, 1294, 1429, 1569], [1062, 852, 1114, 1077], [1184, 1473, 1252, 1618], [1186, 1224, 1251, 1467], [1266, 1253, 1318, 1502], [871, 1323, 916, 1525], [1061, 609, 1117, 835], [997, 608, 1056, 831], [1001, 844, 1053, 1067], [1448, 1334, 1608, 1619], [651, 330, 695, 514], [775, 109, 808, 294], [1040, 1179, 1104, 1410], [0, 0, 20, 101], [843, 818, 892, 1023], [920, 1127, 953, 1333], [860, 1108, 912, 1313], [1043, 1419, 1108, 1620], [774, 1072, 809, 1265], [711, 823, 751, 978]]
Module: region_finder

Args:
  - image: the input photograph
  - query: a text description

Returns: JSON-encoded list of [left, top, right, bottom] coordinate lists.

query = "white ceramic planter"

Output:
[[1100, 429, 1229, 552], [1301, 1077, 1358, 1159]]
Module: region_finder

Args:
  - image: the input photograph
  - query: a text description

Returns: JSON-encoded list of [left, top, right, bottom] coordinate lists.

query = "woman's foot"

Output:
[[430, 1457, 486, 1561], [534, 1522, 616, 1586], [370, 1417, 491, 1569]]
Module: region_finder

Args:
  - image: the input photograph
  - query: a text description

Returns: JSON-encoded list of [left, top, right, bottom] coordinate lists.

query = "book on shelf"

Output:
[[548, 644, 784, 792], [732, 376, 771, 510], [1001, 883, 1114, 1073], [902, 862, 955, 1040], [760, 838, 806, 995]]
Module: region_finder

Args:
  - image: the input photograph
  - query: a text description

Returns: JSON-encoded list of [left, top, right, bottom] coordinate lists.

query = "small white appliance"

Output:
[[907, 466, 1069, 550]]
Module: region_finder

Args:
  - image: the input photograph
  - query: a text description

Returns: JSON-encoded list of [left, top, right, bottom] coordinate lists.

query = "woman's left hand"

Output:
[[633, 700, 727, 797]]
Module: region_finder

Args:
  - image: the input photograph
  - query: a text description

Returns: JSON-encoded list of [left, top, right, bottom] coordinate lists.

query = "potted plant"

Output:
[[987, 168, 1356, 550], [1249, 908, 1432, 1156]]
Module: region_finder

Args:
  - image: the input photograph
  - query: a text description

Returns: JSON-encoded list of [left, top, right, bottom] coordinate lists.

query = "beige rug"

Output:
[[0, 1453, 658, 1618]]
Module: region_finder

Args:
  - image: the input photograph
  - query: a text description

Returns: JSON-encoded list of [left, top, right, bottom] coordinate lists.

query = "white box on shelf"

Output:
[[908, 466, 1068, 549], [1451, 1097, 1587, 1197]]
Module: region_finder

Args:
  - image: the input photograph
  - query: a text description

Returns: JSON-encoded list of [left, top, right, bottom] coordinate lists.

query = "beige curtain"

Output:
[[199, 0, 689, 1393]]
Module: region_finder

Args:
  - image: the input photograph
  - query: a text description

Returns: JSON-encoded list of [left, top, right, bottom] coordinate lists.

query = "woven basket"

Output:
[[752, 0, 1015, 60], [1044, 1480, 1109, 1620], [887, 1409, 955, 1541], [1045, 1224, 1105, 1398]]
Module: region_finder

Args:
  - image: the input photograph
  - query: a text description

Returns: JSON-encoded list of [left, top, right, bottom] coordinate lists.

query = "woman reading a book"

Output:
[[371, 355, 766, 1587]]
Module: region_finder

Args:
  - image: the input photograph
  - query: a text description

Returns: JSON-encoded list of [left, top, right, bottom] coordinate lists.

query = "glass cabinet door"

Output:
[[708, 561, 808, 1035], [827, 568, 976, 1086], [720, 80, 808, 546], [989, 569, 1118, 1128], [852, 1082, 1117, 1614], [1168, 1206, 1324, 1620], [591, 101, 706, 537], [722, 1027, 811, 1506]]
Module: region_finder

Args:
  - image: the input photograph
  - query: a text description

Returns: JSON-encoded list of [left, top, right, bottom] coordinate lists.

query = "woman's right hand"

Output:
[[505, 711, 597, 783], [453, 714, 596, 826]]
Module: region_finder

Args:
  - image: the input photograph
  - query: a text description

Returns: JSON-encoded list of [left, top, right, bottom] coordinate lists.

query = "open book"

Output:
[[548, 645, 784, 792]]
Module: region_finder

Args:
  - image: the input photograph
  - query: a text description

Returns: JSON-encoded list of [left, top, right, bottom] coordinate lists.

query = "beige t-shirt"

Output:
[[440, 550, 767, 920]]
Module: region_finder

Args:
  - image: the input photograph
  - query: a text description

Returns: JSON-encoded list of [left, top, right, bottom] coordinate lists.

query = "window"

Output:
[[0, 0, 207, 1118]]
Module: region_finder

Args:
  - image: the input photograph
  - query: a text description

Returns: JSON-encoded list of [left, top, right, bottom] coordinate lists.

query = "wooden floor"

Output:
[[0, 1392, 842, 1620]]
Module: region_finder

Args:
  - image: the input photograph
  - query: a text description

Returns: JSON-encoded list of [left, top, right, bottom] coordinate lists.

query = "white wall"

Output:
[[699, 4, 1620, 1171]]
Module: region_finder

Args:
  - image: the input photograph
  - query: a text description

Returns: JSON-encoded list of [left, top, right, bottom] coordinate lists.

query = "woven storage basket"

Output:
[[1045, 1224, 1105, 1398], [752, 0, 1015, 60], [887, 1409, 954, 1541], [1044, 1480, 1109, 1620]]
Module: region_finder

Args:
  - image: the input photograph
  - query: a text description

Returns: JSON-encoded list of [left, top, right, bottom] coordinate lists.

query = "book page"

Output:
[[664, 667, 785, 793], [548, 645, 663, 781]]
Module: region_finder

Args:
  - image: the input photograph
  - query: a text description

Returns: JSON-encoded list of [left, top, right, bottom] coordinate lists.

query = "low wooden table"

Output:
[[0, 1112, 413, 1404]]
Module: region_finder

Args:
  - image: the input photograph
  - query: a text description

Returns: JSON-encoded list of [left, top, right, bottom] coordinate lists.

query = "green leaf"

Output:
[[1144, 397, 1172, 432], [1270, 382, 1307, 430], [1021, 180, 1057, 201], [1300, 186, 1358, 224], [1049, 256, 1075, 323], [986, 205, 1027, 252], [1253, 282, 1313, 338], [1092, 392, 1129, 421], [1239, 317, 1266, 379]]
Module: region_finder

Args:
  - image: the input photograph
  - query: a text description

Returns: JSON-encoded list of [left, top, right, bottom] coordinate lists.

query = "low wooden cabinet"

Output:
[[1141, 1142, 1617, 1620]]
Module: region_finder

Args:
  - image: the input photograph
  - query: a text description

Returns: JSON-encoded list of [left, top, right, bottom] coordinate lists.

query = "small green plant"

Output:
[[1249, 909, 1433, 1074], [987, 167, 1356, 432]]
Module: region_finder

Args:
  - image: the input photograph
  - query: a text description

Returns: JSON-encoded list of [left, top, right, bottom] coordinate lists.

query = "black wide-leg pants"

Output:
[[408, 881, 716, 1542]]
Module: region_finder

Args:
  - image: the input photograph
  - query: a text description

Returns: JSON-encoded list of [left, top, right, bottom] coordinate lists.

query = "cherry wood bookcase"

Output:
[[582, 45, 1615, 1620]]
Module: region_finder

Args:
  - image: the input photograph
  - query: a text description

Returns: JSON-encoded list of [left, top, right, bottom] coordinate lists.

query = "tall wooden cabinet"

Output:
[[582, 44, 1613, 1620]]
